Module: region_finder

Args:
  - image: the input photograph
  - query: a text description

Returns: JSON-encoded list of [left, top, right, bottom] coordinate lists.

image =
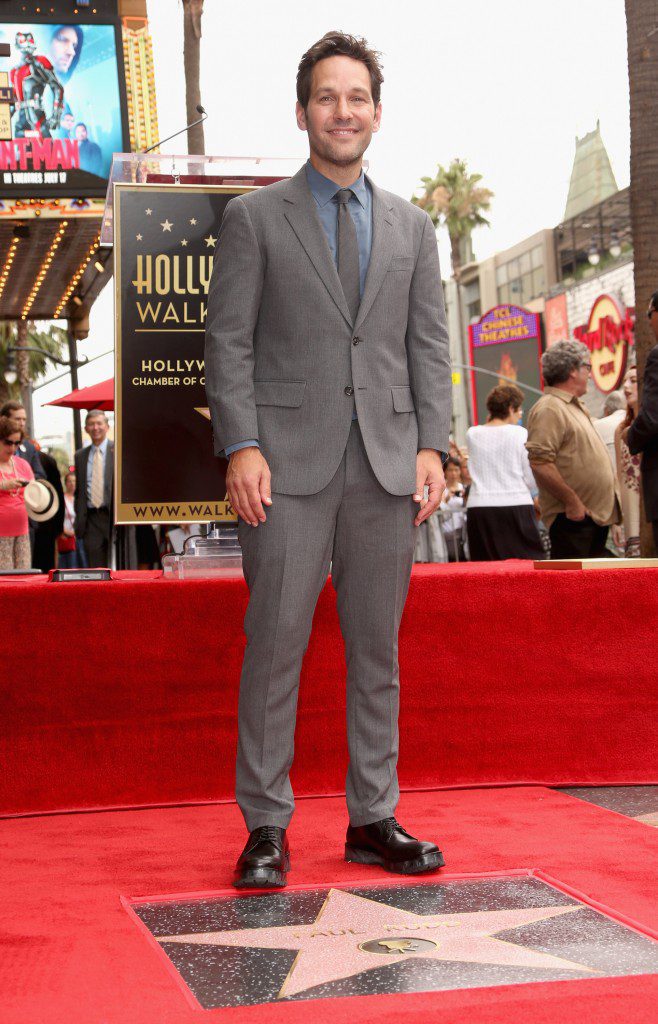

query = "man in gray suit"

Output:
[[205, 32, 452, 888], [74, 409, 114, 567]]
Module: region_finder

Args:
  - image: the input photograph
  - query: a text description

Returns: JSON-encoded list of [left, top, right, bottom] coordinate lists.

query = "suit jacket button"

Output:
[[344, 386, 354, 396], [352, 336, 360, 346]]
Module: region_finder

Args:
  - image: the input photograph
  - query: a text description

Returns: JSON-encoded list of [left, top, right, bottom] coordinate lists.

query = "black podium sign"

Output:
[[114, 183, 253, 524]]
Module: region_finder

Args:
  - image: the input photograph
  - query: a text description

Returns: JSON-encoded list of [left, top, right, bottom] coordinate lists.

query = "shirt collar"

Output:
[[90, 437, 108, 455], [305, 159, 368, 210], [545, 386, 580, 404]]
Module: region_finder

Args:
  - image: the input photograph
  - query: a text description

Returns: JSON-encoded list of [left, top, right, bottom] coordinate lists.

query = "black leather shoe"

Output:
[[233, 826, 290, 889], [345, 817, 444, 874]]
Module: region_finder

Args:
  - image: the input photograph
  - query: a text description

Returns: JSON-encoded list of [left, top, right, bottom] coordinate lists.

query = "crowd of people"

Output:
[[416, 291, 658, 563], [2, 294, 658, 573]]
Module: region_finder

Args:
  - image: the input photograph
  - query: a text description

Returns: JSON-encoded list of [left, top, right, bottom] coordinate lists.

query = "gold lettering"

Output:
[[155, 254, 170, 295], [132, 254, 152, 294]]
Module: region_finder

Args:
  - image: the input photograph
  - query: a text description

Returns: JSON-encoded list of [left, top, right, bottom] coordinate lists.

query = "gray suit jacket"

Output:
[[73, 440, 114, 538], [205, 166, 452, 496]]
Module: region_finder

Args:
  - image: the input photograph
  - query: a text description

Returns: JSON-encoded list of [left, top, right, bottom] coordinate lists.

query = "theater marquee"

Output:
[[114, 183, 254, 524]]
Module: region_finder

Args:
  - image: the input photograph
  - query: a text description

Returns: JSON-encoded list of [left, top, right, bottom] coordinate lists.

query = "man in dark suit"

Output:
[[627, 291, 658, 546], [32, 449, 65, 573], [74, 409, 114, 567]]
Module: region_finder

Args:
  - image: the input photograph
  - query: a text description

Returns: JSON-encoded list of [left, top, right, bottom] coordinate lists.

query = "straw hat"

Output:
[[24, 479, 60, 523]]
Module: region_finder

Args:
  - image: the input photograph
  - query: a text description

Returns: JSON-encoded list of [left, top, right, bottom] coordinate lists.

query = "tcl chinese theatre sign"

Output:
[[573, 294, 635, 394]]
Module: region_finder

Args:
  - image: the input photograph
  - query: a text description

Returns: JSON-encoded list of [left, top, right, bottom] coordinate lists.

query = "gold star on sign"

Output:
[[161, 219, 173, 232], [190, 217, 197, 225], [145, 208, 152, 215], [204, 234, 217, 248], [136, 233, 142, 241], [181, 239, 188, 247]]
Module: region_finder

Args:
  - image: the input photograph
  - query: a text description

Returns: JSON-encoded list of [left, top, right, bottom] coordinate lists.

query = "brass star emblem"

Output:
[[190, 217, 197, 225], [204, 233, 217, 248], [145, 208, 152, 215], [181, 239, 188, 247], [161, 219, 173, 232], [136, 233, 142, 241], [158, 888, 597, 999]]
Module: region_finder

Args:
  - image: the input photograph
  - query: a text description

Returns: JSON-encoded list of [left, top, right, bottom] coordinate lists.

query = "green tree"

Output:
[[0, 322, 68, 407], [412, 158, 493, 280]]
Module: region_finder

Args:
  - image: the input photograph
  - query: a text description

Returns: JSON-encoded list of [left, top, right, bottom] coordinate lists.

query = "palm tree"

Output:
[[182, 0, 205, 155], [0, 322, 68, 409], [412, 159, 493, 280], [626, 0, 658, 554]]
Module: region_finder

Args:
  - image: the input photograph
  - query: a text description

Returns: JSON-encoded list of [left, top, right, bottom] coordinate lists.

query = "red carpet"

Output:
[[3, 563, 658, 815], [2, 786, 658, 1022]]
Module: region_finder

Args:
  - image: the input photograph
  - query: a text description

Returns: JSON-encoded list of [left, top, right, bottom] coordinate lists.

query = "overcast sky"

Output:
[[33, 0, 631, 442]]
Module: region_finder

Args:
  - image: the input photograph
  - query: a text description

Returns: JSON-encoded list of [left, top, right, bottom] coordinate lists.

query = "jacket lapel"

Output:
[[282, 167, 353, 327], [354, 180, 394, 331], [104, 441, 114, 507]]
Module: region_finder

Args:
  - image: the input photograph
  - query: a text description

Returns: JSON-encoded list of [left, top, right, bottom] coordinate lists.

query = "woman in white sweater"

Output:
[[466, 383, 543, 560]]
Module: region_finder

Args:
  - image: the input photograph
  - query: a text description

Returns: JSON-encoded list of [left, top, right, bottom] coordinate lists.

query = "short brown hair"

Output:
[[296, 31, 384, 110], [0, 400, 24, 417], [0, 415, 22, 441], [486, 384, 525, 420]]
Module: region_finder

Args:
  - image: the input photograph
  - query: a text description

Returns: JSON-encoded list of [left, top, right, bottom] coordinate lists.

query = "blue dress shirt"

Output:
[[85, 437, 109, 506], [225, 161, 373, 457]]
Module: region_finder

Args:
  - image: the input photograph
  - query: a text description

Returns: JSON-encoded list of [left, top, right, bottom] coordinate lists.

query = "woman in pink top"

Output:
[[0, 415, 34, 570]]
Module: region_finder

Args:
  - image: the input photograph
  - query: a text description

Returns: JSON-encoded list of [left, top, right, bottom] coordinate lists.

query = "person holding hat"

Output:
[[0, 415, 34, 570]]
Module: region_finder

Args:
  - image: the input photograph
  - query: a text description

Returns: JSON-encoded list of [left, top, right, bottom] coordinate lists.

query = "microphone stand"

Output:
[[142, 106, 208, 154]]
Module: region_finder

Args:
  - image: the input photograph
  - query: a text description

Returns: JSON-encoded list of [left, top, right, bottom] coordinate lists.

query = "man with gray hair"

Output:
[[526, 340, 620, 559]]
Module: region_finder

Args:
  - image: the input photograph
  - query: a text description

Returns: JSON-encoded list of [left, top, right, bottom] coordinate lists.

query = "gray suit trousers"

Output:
[[236, 421, 417, 831]]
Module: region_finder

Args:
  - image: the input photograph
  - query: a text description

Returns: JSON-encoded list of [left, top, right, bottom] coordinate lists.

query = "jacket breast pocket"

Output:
[[254, 380, 306, 407], [391, 386, 416, 413], [387, 256, 415, 272]]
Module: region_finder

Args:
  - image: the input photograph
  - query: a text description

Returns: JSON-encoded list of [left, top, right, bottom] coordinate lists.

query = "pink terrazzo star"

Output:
[[158, 888, 597, 998]]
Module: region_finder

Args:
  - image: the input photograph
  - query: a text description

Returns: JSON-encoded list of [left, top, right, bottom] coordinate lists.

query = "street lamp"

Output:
[[3, 351, 17, 385], [587, 243, 600, 266], [609, 233, 622, 259]]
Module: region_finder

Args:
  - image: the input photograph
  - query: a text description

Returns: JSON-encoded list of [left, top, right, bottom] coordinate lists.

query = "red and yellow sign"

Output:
[[573, 294, 634, 394]]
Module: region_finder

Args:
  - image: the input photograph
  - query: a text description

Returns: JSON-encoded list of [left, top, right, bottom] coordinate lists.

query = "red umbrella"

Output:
[[44, 378, 114, 411]]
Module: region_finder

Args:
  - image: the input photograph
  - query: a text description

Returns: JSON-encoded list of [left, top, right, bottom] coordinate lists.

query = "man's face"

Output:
[[75, 124, 88, 142], [571, 360, 591, 397], [296, 55, 381, 170], [62, 113, 74, 131], [7, 407, 26, 433], [647, 303, 658, 342], [50, 27, 78, 74], [86, 415, 108, 444]]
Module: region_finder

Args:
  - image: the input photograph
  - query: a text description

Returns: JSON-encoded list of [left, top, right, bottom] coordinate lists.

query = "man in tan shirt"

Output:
[[526, 340, 620, 559]]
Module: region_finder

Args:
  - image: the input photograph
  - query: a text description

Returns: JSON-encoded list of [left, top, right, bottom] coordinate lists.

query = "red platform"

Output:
[[2, 563, 657, 817]]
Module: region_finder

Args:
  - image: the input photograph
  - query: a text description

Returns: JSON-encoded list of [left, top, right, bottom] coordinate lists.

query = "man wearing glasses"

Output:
[[626, 292, 658, 548], [526, 339, 620, 559]]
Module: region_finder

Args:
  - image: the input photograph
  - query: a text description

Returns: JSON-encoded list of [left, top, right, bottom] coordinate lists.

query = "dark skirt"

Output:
[[467, 505, 543, 561]]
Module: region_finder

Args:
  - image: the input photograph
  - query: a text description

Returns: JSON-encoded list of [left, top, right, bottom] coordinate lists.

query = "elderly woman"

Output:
[[0, 415, 34, 570], [466, 383, 543, 561]]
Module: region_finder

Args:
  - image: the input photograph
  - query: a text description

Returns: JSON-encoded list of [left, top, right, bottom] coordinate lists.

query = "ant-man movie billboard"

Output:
[[0, 21, 128, 196]]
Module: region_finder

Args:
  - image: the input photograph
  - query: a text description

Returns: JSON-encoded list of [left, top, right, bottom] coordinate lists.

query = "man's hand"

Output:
[[413, 449, 445, 526], [564, 495, 588, 521], [226, 447, 272, 527]]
